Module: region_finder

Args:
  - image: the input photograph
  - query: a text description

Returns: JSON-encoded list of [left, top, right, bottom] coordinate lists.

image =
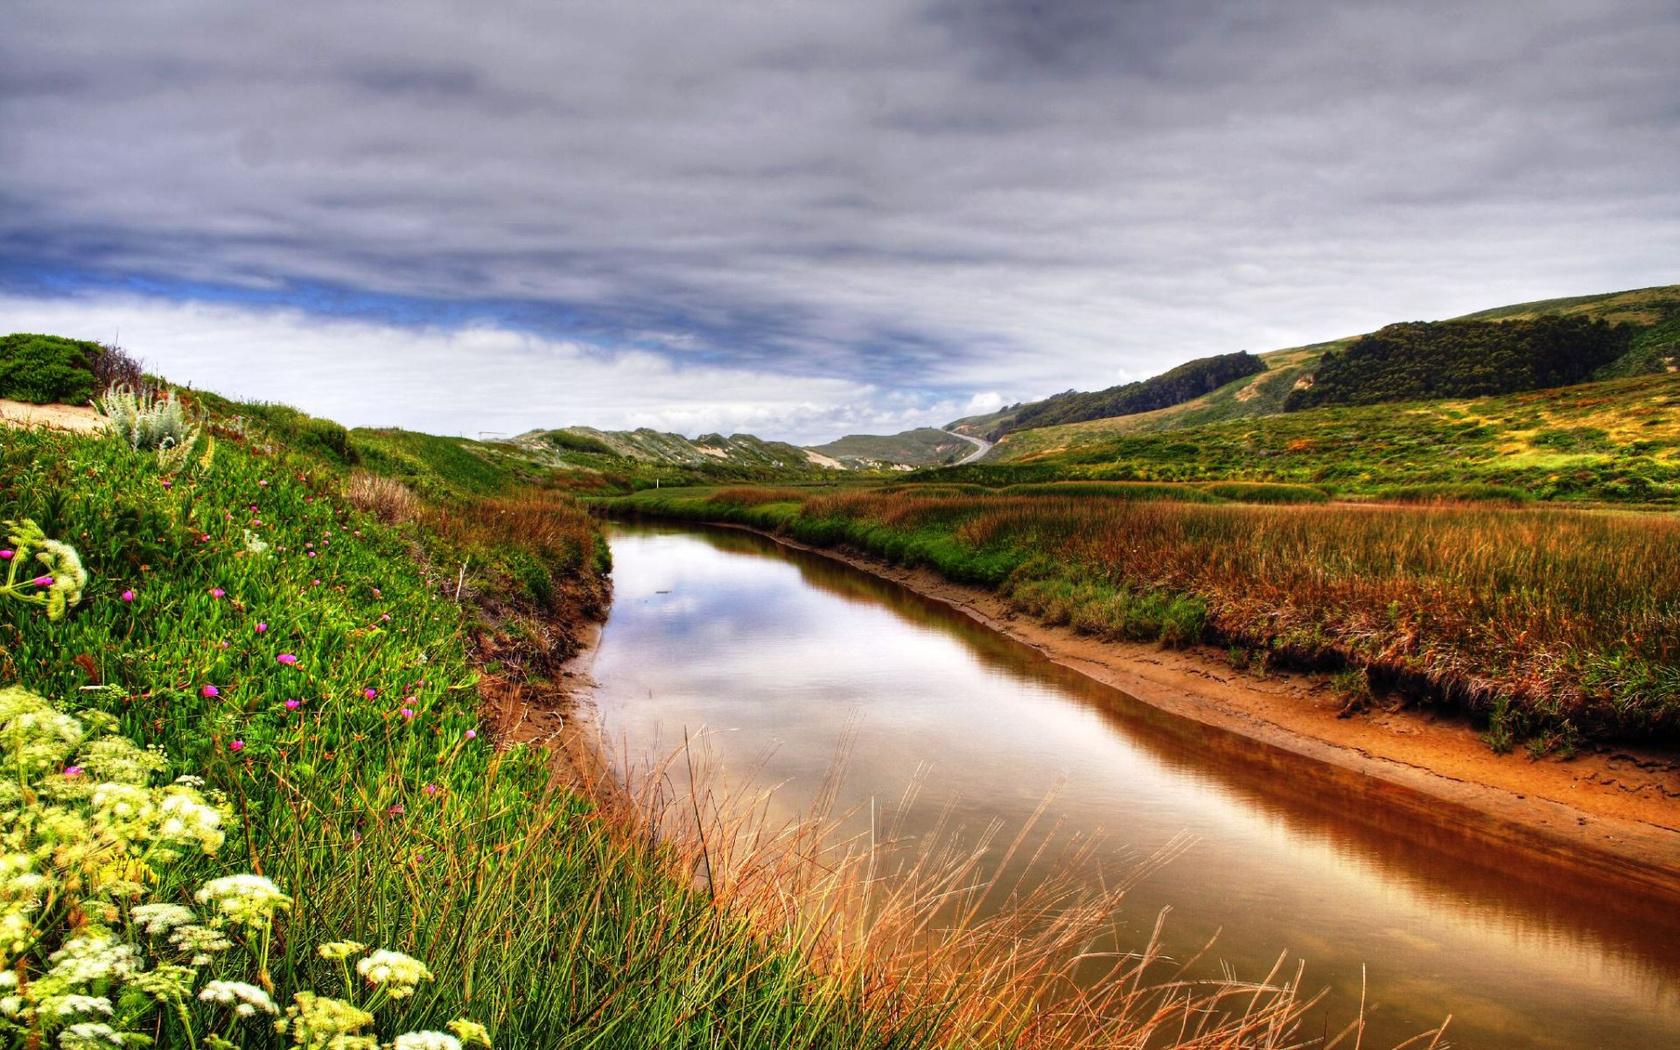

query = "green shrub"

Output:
[[0, 333, 101, 405]]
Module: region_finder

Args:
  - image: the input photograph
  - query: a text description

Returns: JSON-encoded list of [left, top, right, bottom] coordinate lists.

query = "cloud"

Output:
[[0, 292, 971, 443], [2, 0, 1676, 433]]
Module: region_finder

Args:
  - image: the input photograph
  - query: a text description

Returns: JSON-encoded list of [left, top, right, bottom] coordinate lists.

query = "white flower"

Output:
[[393, 1032, 462, 1050], [155, 791, 225, 854], [355, 949, 434, 997], [47, 934, 140, 985], [169, 923, 232, 965], [42, 994, 113, 1018], [317, 939, 368, 961], [199, 980, 277, 1017], [195, 873, 292, 927], [57, 1022, 124, 1048], [131, 902, 197, 934]]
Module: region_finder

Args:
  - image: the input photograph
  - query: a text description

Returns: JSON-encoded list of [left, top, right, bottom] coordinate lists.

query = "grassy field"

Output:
[[947, 372, 1680, 504], [3, 395, 1345, 1049], [603, 486, 1680, 752]]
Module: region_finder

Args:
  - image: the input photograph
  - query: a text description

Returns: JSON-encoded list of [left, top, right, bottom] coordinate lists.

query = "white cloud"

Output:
[[0, 293, 964, 444]]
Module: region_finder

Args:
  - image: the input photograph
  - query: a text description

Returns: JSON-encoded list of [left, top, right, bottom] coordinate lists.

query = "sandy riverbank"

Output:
[[669, 520, 1680, 900]]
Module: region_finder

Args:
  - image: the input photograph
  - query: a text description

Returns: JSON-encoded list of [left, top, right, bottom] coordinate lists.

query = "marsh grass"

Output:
[[603, 487, 1680, 743]]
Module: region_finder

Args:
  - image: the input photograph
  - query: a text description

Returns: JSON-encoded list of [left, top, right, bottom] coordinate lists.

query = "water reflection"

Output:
[[591, 522, 1680, 1050]]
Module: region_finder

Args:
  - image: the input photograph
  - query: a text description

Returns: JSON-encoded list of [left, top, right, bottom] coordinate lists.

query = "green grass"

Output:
[[601, 486, 1680, 749], [0, 424, 950, 1048], [966, 373, 1680, 504]]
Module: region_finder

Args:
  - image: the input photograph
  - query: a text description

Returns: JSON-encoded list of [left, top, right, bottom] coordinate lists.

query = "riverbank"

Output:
[[642, 516, 1680, 899]]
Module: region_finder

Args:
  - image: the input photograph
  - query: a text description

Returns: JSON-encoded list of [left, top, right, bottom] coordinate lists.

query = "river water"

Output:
[[589, 522, 1680, 1049]]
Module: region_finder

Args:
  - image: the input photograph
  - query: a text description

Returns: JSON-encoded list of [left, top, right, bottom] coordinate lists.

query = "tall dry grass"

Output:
[[604, 736, 1449, 1050]]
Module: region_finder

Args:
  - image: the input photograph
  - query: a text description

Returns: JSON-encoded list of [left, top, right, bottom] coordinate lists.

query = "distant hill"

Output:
[[982, 352, 1266, 441], [955, 283, 1680, 459], [806, 427, 972, 469], [517, 425, 837, 481]]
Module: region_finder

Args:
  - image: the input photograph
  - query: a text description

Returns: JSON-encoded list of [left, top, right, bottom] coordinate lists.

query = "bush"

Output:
[[89, 342, 144, 395], [0, 333, 101, 405], [95, 385, 201, 454], [343, 471, 419, 523]]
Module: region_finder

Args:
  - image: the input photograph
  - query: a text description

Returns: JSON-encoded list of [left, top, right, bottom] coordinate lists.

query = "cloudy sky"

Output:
[[3, 0, 1676, 442]]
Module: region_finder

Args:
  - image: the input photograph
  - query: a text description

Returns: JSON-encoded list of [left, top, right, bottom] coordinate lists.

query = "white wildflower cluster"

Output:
[[195, 874, 292, 929], [3, 686, 492, 1050], [355, 949, 434, 999]]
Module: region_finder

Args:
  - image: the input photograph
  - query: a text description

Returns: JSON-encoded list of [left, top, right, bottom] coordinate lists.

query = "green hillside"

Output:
[[961, 283, 1680, 457], [935, 372, 1680, 504], [807, 427, 972, 468]]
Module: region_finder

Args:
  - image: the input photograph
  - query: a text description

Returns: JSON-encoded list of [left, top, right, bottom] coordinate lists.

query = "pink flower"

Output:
[[255, 623, 268, 633], [202, 685, 219, 698], [31, 575, 53, 587], [210, 588, 225, 599], [276, 653, 297, 665], [216, 641, 230, 650], [400, 707, 415, 720], [465, 729, 477, 740], [63, 765, 83, 777], [380, 613, 391, 622], [258, 480, 268, 487], [372, 587, 382, 598], [389, 804, 405, 815], [364, 688, 377, 700], [285, 699, 301, 710], [161, 480, 172, 489], [200, 534, 211, 542], [312, 579, 321, 587], [306, 496, 314, 503], [307, 551, 316, 558], [423, 783, 439, 796], [229, 739, 244, 752], [0, 550, 12, 560], [121, 590, 134, 602]]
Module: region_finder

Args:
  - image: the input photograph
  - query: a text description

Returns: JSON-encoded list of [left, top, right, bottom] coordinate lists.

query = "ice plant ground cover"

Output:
[[0, 421, 953, 1048]]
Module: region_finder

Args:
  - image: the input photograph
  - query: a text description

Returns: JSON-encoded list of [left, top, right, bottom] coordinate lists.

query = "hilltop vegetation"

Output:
[[1284, 316, 1632, 411]]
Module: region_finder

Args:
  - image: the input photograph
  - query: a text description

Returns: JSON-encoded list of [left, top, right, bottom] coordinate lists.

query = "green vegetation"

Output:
[[0, 410, 951, 1048], [1284, 316, 1632, 411], [973, 373, 1680, 504], [999, 352, 1266, 439], [603, 486, 1680, 750], [0, 333, 105, 405]]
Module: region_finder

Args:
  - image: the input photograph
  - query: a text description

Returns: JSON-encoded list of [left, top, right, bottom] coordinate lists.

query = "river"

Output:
[[589, 522, 1680, 1049]]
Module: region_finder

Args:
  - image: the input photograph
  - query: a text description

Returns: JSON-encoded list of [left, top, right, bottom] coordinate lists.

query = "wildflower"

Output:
[[447, 1019, 493, 1048], [308, 551, 317, 558], [356, 949, 434, 997], [394, 1032, 462, 1050], [47, 934, 141, 984], [389, 805, 404, 815], [465, 729, 477, 740], [210, 587, 225, 599], [0, 550, 10, 559], [120, 590, 134, 602], [63, 765, 83, 777], [276, 653, 298, 665], [317, 940, 368, 961], [364, 688, 377, 700], [400, 707, 414, 720], [423, 783, 439, 796], [161, 480, 172, 488], [229, 740, 243, 752], [256, 622, 268, 633], [169, 924, 232, 965], [381, 614, 391, 621], [258, 480, 268, 487], [285, 699, 301, 710], [131, 902, 198, 934], [195, 873, 292, 928], [32, 575, 53, 587], [199, 980, 278, 1017], [201, 685, 219, 698], [42, 994, 114, 1018], [56, 1022, 125, 1048], [281, 993, 374, 1044]]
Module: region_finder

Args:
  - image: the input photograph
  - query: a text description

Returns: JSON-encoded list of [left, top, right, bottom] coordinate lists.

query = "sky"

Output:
[[3, 0, 1677, 444]]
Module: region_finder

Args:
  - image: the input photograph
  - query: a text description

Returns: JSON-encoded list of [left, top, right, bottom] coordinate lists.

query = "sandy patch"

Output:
[[0, 399, 105, 435]]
